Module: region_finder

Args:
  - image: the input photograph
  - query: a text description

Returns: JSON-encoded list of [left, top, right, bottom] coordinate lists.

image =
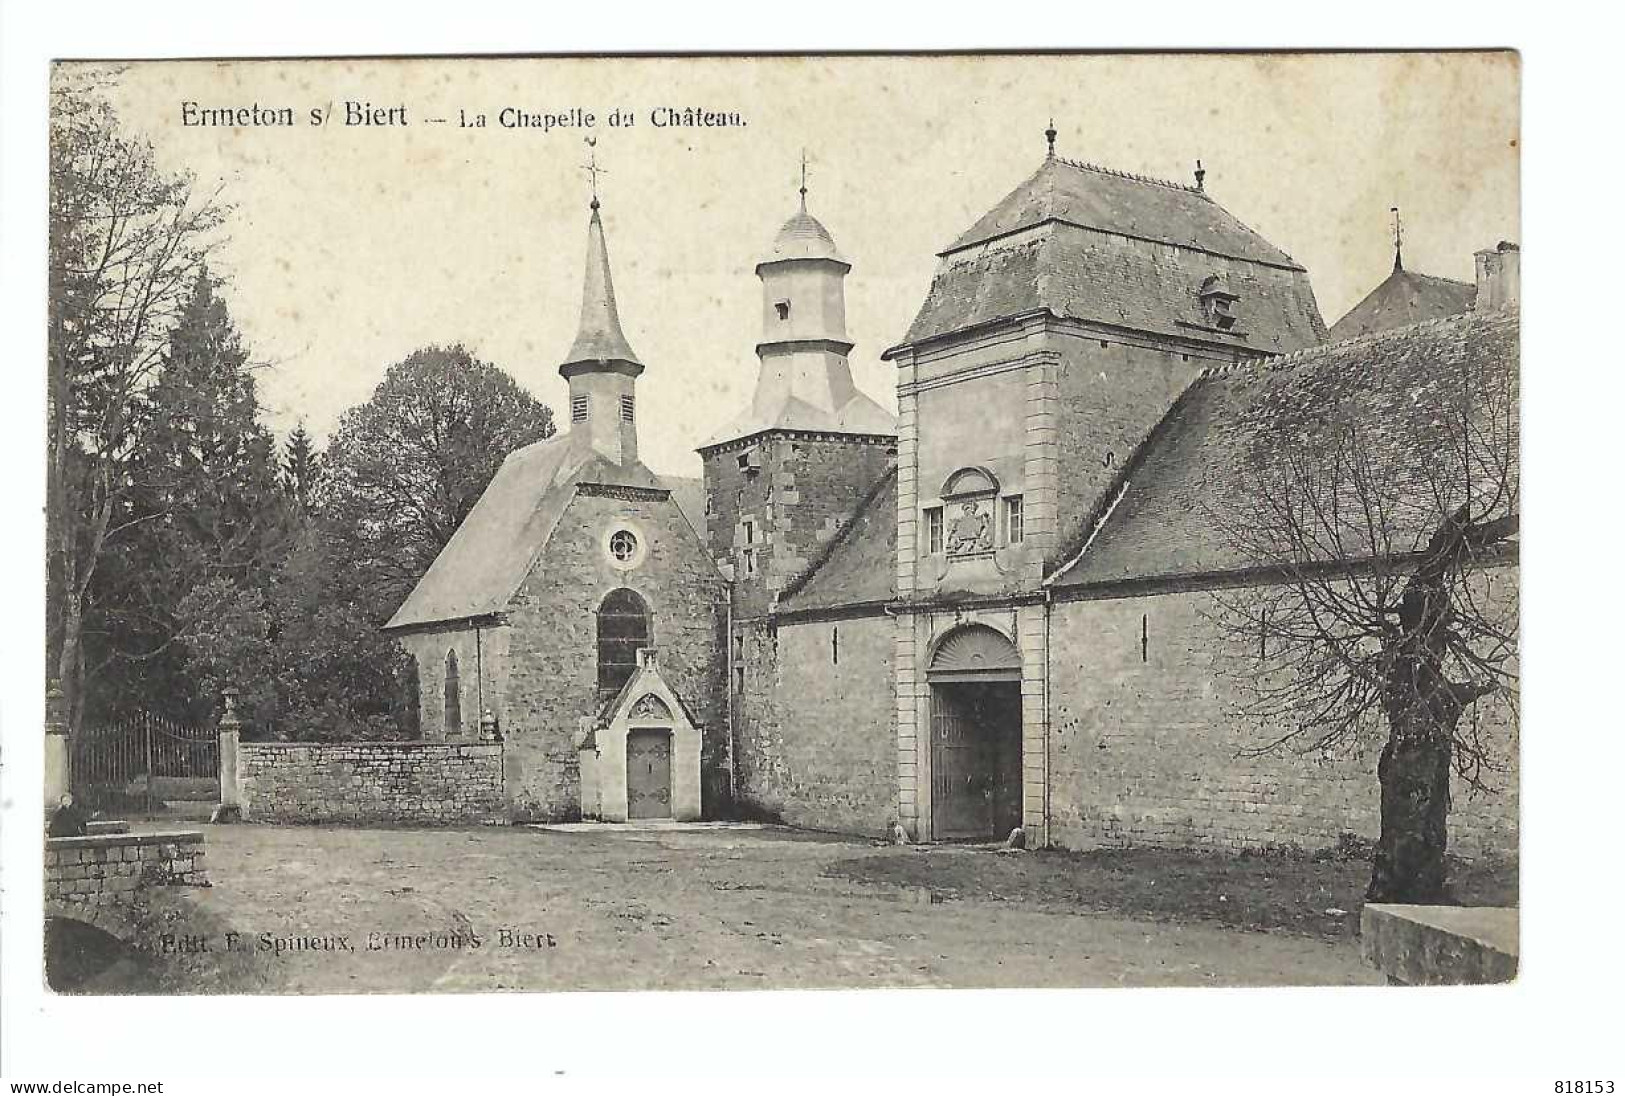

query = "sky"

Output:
[[87, 53, 1520, 478]]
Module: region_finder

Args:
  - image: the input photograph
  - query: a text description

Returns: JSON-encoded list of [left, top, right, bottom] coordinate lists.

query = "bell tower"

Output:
[[559, 154, 643, 467], [699, 161, 898, 619], [750, 164, 858, 420]]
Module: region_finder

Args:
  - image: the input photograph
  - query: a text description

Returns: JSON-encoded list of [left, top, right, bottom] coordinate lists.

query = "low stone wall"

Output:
[[237, 741, 505, 825], [45, 830, 209, 916], [1362, 904, 1519, 985]]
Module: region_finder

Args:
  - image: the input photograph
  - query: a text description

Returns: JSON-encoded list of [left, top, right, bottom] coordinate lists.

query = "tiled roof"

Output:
[[1050, 307, 1519, 588], [777, 466, 898, 612], [660, 474, 706, 535], [895, 157, 1326, 354], [1327, 264, 1477, 342], [384, 430, 669, 630], [946, 156, 1301, 267]]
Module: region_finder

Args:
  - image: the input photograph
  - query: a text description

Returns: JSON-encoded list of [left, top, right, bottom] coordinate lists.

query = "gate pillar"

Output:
[[215, 688, 244, 823], [44, 681, 70, 812]]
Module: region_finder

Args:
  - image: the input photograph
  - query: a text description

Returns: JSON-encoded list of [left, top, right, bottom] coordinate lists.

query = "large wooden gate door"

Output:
[[626, 729, 673, 820], [927, 624, 1023, 841], [931, 687, 986, 839]]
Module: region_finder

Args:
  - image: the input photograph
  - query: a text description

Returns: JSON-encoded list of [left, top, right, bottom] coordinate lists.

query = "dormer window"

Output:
[[1198, 275, 1241, 331], [774, 300, 791, 321], [571, 394, 590, 423]]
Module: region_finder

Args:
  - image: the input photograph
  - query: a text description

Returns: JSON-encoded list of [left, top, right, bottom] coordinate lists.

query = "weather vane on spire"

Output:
[[583, 135, 606, 209], [1045, 117, 1057, 159], [1391, 205, 1404, 271], [799, 148, 809, 210]]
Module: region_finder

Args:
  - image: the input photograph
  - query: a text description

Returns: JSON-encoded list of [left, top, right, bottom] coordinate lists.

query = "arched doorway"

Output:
[[927, 624, 1022, 841]]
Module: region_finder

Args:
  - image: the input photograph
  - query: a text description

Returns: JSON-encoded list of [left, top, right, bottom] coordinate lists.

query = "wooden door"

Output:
[[931, 686, 988, 839], [931, 683, 1021, 840], [626, 729, 672, 819]]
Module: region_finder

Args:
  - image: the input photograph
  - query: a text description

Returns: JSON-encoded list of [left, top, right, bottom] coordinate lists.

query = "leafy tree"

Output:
[[320, 344, 556, 622], [1208, 317, 1518, 904], [47, 73, 227, 734]]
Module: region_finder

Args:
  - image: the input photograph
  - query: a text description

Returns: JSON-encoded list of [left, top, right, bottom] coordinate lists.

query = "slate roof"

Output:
[[1050, 307, 1519, 589], [1327, 264, 1477, 342], [660, 474, 706, 534], [384, 431, 669, 631], [946, 156, 1301, 266], [562, 202, 643, 370], [894, 157, 1327, 354], [699, 390, 897, 449], [777, 466, 898, 612], [764, 206, 845, 264]]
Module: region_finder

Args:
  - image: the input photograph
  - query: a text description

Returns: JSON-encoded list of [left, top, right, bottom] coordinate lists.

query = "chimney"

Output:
[[1474, 241, 1520, 311]]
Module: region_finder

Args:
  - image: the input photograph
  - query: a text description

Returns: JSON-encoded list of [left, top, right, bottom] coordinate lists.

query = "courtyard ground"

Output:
[[84, 821, 1503, 993]]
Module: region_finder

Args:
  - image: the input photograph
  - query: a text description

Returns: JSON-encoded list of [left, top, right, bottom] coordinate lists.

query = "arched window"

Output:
[[597, 589, 651, 696], [443, 650, 462, 736]]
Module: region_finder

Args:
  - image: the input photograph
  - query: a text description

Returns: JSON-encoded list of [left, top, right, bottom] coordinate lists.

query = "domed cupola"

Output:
[[766, 207, 845, 265]]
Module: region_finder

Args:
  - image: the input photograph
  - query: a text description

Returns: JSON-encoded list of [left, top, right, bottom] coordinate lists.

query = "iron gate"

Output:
[[72, 712, 219, 804]]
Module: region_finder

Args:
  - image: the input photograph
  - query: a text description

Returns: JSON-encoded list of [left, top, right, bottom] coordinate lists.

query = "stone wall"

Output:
[[45, 830, 208, 914], [1045, 572, 1519, 857], [237, 742, 505, 825], [732, 613, 897, 836], [702, 432, 894, 620]]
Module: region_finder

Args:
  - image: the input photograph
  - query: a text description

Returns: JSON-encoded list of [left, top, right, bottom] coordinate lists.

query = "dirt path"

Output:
[[173, 824, 1380, 992]]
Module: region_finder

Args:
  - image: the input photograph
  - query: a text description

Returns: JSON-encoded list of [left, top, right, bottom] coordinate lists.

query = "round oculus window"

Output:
[[609, 529, 639, 563]]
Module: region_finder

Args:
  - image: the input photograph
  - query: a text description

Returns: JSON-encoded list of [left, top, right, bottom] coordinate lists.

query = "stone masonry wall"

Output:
[[1052, 328, 1215, 564], [45, 831, 209, 914], [703, 433, 894, 620], [238, 742, 505, 824], [502, 490, 727, 821], [732, 613, 896, 836], [1046, 572, 1519, 858]]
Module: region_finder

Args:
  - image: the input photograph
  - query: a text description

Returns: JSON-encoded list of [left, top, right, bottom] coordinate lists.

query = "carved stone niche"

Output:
[[628, 693, 673, 721], [941, 466, 999, 560]]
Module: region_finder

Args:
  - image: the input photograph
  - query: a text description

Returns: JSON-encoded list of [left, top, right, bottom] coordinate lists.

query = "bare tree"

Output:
[[47, 72, 226, 735], [1207, 317, 1518, 903]]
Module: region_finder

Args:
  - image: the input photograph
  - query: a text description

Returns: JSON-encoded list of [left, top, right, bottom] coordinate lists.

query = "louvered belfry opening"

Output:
[[596, 588, 651, 697], [926, 625, 1023, 841]]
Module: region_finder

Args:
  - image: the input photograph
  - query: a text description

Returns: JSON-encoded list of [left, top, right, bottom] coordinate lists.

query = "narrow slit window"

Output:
[[1141, 613, 1149, 663], [775, 300, 791, 321], [443, 650, 462, 736], [571, 394, 590, 423], [832, 627, 839, 665]]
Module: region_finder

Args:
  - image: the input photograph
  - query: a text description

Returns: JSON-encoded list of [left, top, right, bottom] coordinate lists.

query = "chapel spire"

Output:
[[559, 140, 644, 468], [561, 139, 643, 379]]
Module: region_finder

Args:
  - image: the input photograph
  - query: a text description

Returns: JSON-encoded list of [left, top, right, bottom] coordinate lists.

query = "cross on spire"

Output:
[[799, 148, 809, 210], [583, 136, 607, 209], [1391, 205, 1404, 271], [1045, 117, 1057, 159]]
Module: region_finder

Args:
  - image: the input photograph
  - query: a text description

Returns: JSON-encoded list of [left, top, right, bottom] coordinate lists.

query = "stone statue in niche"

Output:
[[947, 500, 994, 556]]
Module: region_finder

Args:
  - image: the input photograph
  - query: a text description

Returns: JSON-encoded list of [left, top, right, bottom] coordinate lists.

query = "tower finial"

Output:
[[1045, 117, 1057, 159], [583, 135, 605, 210], [1390, 205, 1404, 271], [1194, 159, 1206, 191], [799, 148, 809, 211]]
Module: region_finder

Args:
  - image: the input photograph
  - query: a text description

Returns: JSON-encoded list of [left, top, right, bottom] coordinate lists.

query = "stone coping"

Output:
[[46, 829, 205, 850], [84, 820, 131, 835], [240, 740, 500, 749], [1361, 904, 1519, 986]]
